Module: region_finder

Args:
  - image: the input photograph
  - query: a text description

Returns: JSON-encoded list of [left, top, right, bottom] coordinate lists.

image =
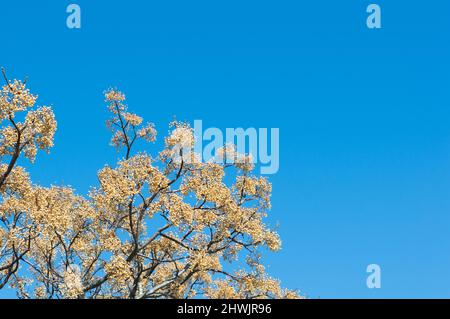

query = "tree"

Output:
[[0, 71, 300, 299]]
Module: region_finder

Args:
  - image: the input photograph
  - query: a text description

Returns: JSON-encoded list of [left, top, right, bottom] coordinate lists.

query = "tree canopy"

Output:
[[0, 70, 299, 299]]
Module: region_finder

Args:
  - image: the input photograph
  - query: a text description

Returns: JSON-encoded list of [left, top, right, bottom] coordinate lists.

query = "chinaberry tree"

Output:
[[0, 71, 299, 299]]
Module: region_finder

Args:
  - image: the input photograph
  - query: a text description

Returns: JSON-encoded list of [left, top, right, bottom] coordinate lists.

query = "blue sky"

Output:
[[1, 0, 450, 298]]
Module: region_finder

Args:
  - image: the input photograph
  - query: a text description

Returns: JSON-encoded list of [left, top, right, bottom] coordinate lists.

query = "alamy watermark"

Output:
[[66, 4, 81, 29], [366, 4, 382, 29], [169, 120, 280, 175], [366, 264, 381, 289], [66, 4, 381, 30]]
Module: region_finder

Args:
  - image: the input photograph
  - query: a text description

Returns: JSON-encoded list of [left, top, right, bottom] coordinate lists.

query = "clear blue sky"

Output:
[[1, 1, 450, 298]]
